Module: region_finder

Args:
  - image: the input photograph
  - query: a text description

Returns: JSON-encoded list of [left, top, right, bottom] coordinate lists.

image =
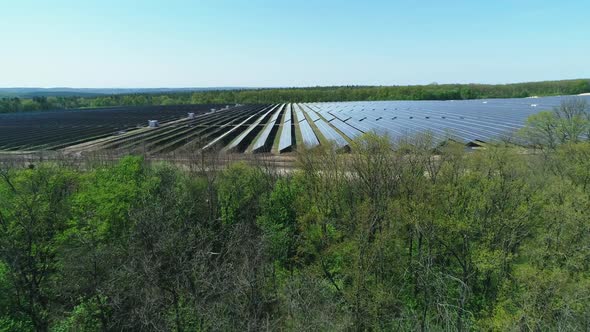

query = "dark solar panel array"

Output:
[[0, 104, 232, 151]]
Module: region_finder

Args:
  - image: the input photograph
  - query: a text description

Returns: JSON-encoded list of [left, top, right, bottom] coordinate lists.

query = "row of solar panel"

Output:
[[303, 95, 590, 144], [203, 105, 274, 151], [221, 103, 352, 153], [218, 95, 590, 153], [252, 105, 285, 152]]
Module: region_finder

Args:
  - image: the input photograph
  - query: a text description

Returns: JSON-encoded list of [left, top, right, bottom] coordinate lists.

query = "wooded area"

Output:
[[2, 98, 590, 330], [2, 79, 589, 113]]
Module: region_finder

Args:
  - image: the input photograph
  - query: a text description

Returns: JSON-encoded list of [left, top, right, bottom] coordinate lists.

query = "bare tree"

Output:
[[553, 98, 589, 143]]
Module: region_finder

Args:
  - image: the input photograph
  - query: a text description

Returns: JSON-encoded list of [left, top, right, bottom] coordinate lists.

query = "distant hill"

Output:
[[0, 87, 249, 98]]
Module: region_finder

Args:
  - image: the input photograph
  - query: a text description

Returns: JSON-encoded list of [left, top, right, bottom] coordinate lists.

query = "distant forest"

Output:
[[1, 79, 589, 113]]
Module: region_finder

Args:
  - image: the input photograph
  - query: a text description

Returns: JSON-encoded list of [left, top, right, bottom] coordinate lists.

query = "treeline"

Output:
[[2, 79, 589, 113], [2, 129, 590, 330]]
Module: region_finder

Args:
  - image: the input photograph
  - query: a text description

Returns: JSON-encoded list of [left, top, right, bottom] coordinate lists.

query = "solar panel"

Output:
[[251, 124, 274, 152], [283, 104, 292, 123], [225, 105, 276, 151], [301, 105, 321, 122], [269, 104, 284, 122], [315, 119, 348, 147], [330, 118, 364, 140], [298, 120, 319, 147], [299, 95, 590, 144], [203, 106, 270, 151], [279, 120, 293, 152], [323, 114, 336, 122], [252, 105, 284, 152], [294, 105, 306, 122]]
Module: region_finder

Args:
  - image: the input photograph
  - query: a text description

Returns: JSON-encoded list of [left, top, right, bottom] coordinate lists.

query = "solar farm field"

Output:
[[1, 95, 589, 155], [0, 104, 235, 152], [306, 95, 590, 145]]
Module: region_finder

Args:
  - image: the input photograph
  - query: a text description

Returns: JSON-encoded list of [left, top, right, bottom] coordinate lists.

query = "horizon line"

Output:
[[1, 78, 589, 91]]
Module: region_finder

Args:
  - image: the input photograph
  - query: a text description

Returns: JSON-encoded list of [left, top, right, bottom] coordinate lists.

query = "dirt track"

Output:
[[0, 150, 299, 171]]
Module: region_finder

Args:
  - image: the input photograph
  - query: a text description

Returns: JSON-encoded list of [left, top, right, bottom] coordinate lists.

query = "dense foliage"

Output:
[[519, 98, 590, 149], [2, 127, 590, 330], [2, 79, 589, 113]]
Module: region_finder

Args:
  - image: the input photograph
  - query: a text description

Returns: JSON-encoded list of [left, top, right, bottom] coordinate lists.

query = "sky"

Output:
[[1, 0, 589, 88]]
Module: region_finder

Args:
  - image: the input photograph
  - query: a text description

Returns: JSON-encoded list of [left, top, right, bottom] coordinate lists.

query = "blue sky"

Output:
[[1, 0, 589, 87]]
